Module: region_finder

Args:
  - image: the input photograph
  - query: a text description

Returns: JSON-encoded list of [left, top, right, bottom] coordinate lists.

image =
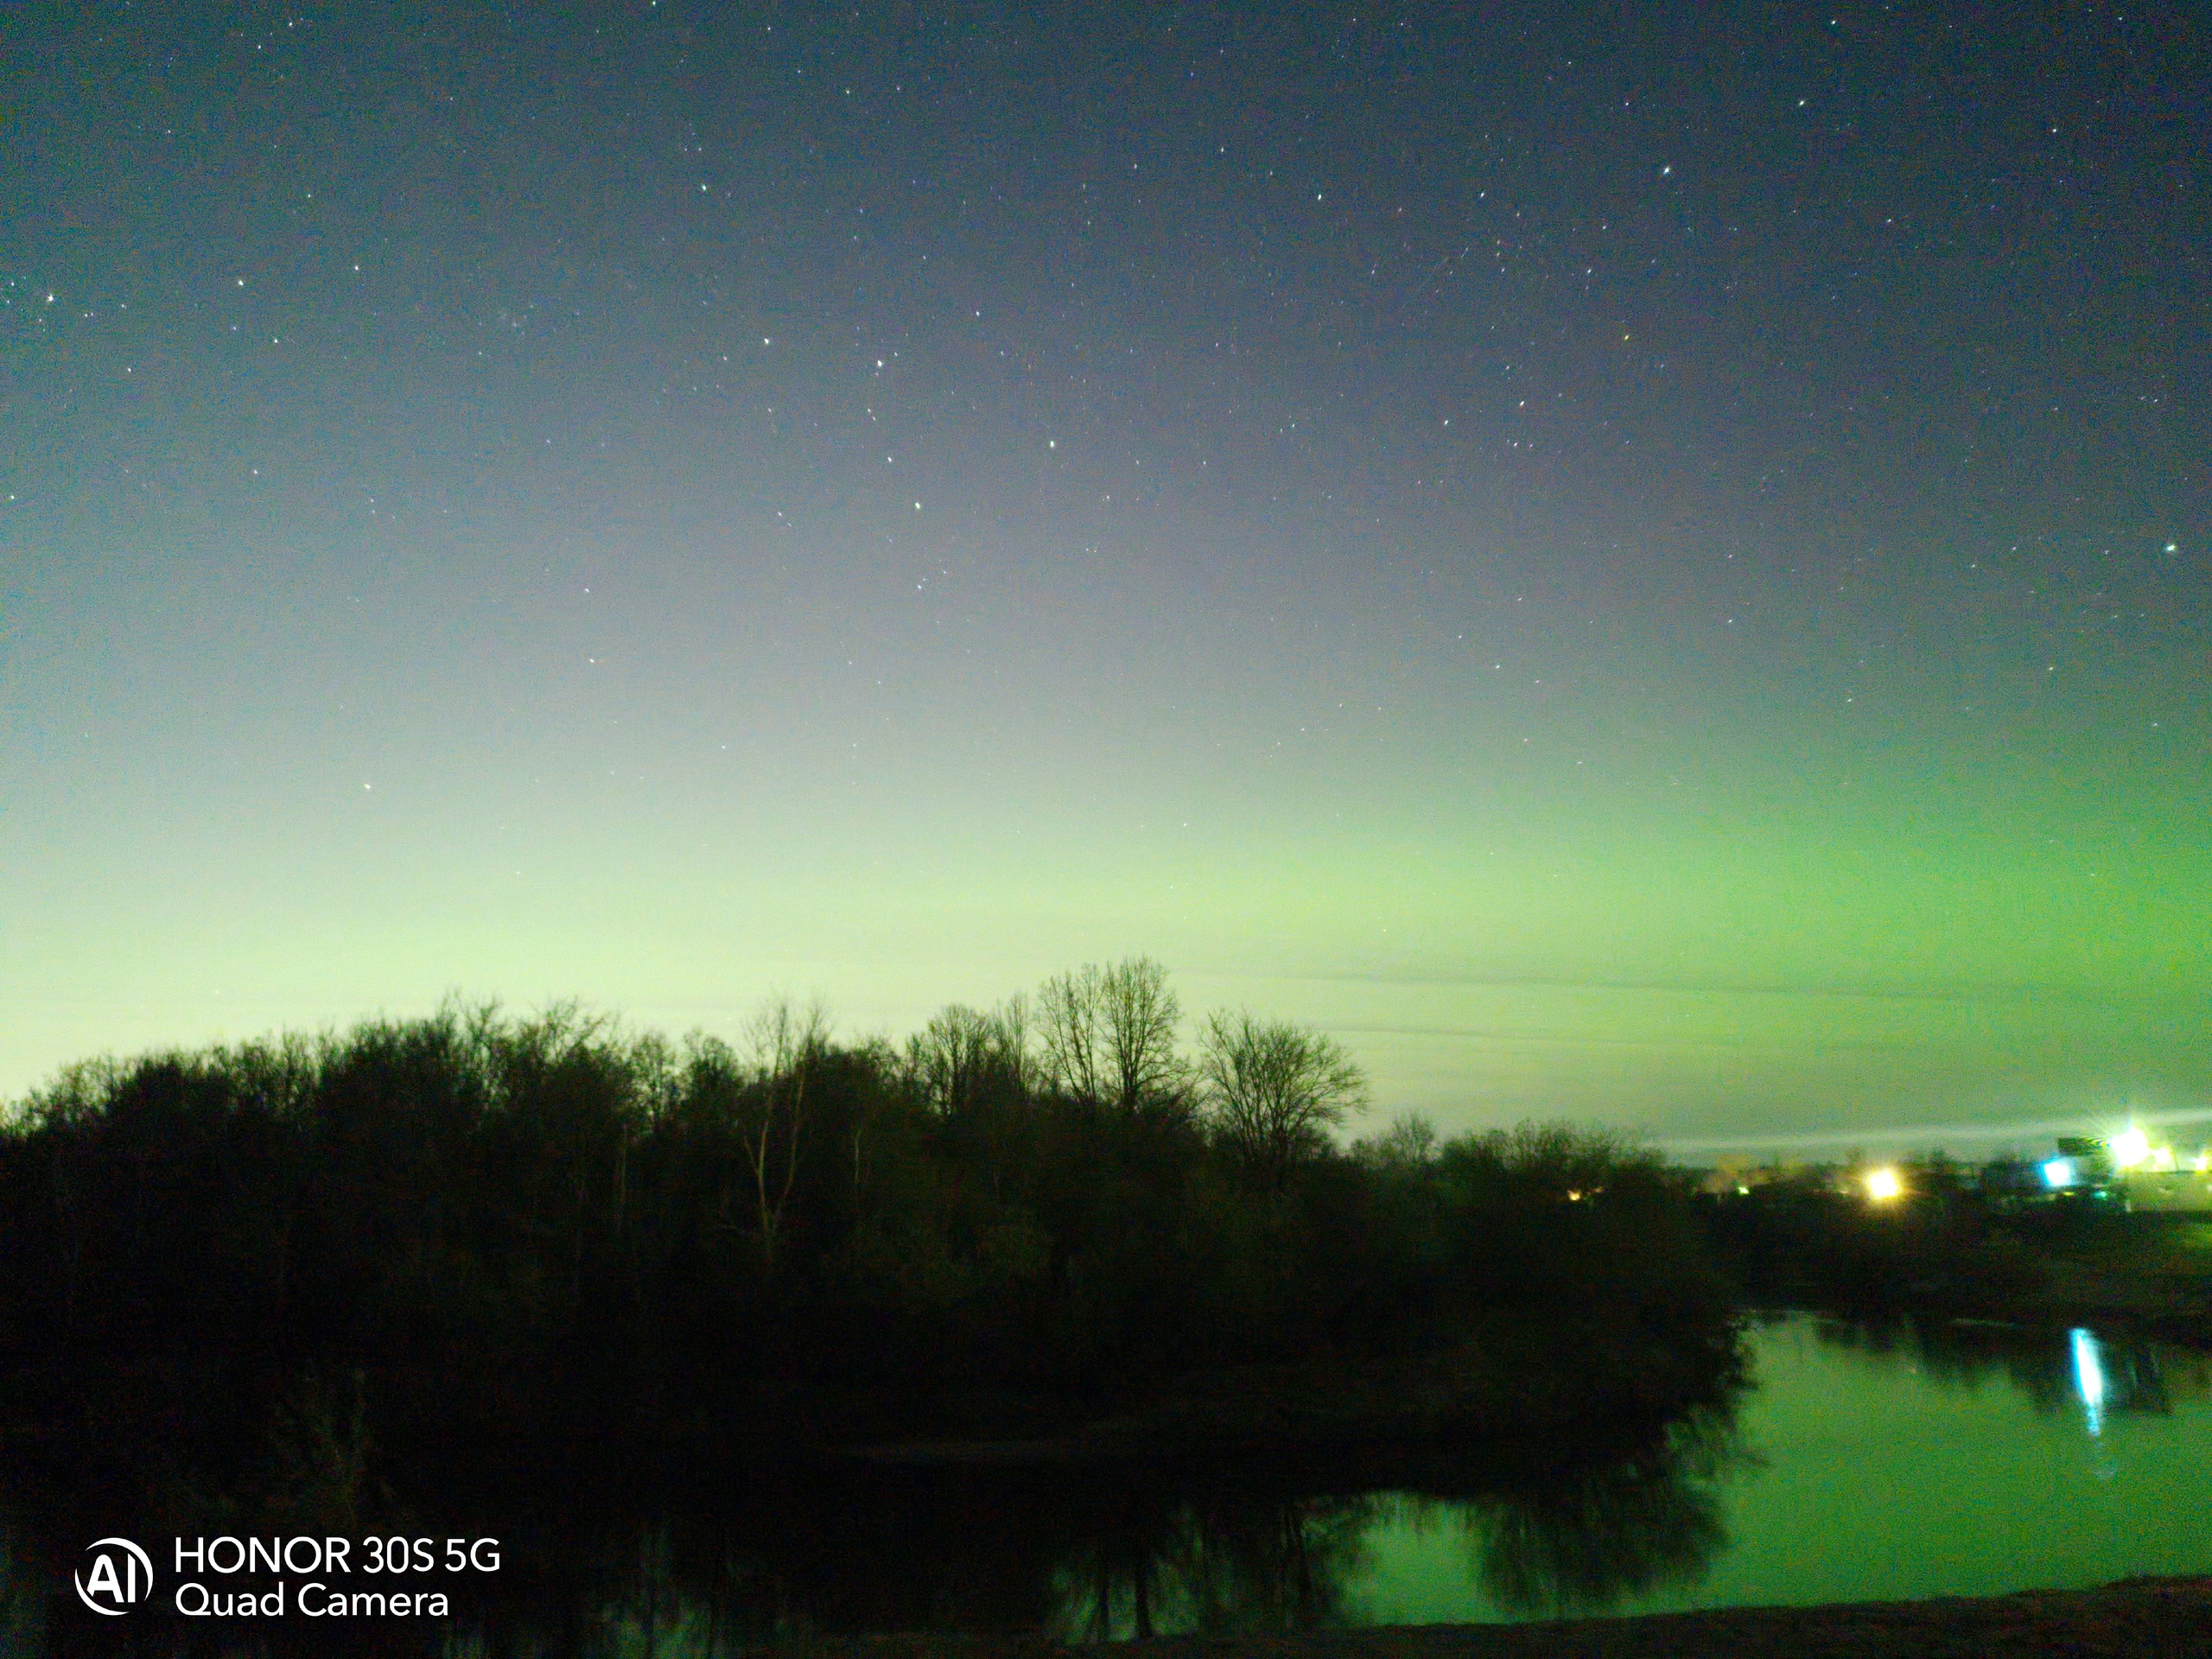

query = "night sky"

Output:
[[4, 2, 2206, 1149]]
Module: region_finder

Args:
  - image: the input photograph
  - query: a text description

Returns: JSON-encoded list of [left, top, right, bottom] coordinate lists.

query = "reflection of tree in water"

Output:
[[580, 1524, 751, 1658], [536, 1425, 1742, 1652], [1035, 1397, 1747, 1638], [1459, 1404, 1743, 1619], [0, 1357, 1751, 1654], [455, 1478, 1388, 1650], [0, 1494, 47, 1659], [1810, 1315, 2192, 1421], [0, 1420, 1749, 1653], [1047, 1491, 1383, 1640]]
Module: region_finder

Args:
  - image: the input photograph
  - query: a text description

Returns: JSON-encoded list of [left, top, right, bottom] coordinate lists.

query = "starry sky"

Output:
[[3, 1, 2207, 1150]]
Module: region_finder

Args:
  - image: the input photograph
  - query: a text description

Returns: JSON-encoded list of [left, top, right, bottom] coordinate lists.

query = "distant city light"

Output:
[[1865, 1166, 1903, 1201], [2042, 1158, 2077, 1189], [2110, 1127, 2152, 1171]]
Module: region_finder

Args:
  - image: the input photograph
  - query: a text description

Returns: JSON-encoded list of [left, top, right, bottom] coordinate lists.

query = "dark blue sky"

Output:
[[3, 2, 2206, 1147]]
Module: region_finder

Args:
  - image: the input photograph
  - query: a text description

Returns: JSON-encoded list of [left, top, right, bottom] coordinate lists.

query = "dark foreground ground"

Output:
[[769, 1580, 2212, 1659]]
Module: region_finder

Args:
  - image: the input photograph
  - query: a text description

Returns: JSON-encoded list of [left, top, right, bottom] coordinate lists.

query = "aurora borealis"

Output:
[[3, 3, 2205, 1147]]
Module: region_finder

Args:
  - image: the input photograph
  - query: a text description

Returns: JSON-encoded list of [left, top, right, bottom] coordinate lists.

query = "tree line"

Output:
[[0, 959, 1732, 1452]]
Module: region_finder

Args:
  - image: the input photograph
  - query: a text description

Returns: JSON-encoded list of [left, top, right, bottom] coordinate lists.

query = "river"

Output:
[[1345, 1311, 2212, 1630], [6, 1312, 2209, 1650]]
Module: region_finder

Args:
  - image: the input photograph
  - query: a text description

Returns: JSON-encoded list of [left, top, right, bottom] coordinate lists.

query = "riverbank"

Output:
[[2023, 1241, 2212, 1346], [833, 1312, 1742, 1465], [1853, 1246, 2212, 1351], [1701, 1185, 2212, 1347], [770, 1578, 2212, 1657]]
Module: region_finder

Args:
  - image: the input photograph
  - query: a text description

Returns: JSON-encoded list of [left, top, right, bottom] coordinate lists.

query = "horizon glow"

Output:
[[3, 5, 2205, 1141]]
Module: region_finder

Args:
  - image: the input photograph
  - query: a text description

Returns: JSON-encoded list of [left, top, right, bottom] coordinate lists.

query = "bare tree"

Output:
[[1353, 1113, 1439, 1173], [1100, 957, 1185, 1118], [906, 1000, 1032, 1120], [1039, 957, 1185, 1116], [907, 1003, 995, 1120], [1198, 1011, 1369, 1185], [995, 993, 1034, 1096], [1038, 964, 1107, 1104], [738, 994, 830, 1263]]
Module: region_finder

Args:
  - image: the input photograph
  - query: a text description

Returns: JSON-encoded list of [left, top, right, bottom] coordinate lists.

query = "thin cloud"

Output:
[[1661, 1106, 2212, 1160], [1236, 969, 2190, 1012]]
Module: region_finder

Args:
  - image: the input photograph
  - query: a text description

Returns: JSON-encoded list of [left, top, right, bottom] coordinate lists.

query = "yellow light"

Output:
[[1865, 1166, 1903, 1202], [2111, 1127, 2152, 1171]]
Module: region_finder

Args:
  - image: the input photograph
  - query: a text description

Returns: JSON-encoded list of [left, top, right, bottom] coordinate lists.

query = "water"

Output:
[[6, 1313, 2210, 1650], [1350, 1313, 2212, 1627]]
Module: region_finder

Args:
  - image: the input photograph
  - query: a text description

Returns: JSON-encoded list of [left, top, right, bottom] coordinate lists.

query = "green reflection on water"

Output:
[[8, 1316, 2212, 1654], [1355, 1313, 2212, 1625]]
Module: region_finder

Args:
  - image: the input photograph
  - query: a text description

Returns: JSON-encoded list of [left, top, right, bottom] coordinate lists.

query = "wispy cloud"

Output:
[[1659, 1106, 2212, 1159], [1323, 1021, 1905, 1057], [1243, 969, 2191, 1012]]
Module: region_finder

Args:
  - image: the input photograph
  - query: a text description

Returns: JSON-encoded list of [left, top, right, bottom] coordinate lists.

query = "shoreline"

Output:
[[765, 1579, 2212, 1657], [1751, 1270, 2212, 1352]]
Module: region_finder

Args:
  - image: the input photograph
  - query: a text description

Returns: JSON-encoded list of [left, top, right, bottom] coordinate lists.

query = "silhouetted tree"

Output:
[[1198, 1012, 1369, 1187], [737, 995, 830, 1266], [906, 1001, 1030, 1122], [1352, 1112, 1439, 1173], [0, 975, 1747, 1466], [1039, 957, 1186, 1118]]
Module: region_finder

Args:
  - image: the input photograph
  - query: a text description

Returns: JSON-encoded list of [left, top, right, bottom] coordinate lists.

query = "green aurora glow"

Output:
[[3, 5, 2205, 1146]]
